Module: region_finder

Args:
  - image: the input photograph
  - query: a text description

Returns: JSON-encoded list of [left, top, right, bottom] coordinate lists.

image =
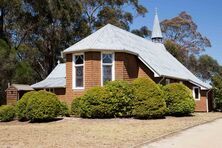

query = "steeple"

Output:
[[151, 8, 163, 43]]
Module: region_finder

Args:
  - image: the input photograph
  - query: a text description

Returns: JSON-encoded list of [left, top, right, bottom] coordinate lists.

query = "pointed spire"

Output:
[[152, 8, 163, 43]]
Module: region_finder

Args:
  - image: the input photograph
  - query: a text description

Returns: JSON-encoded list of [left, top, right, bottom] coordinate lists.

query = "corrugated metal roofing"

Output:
[[63, 24, 211, 89], [31, 64, 66, 89]]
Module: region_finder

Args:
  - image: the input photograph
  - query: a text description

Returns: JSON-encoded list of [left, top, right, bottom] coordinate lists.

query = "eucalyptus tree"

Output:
[[161, 11, 211, 55]]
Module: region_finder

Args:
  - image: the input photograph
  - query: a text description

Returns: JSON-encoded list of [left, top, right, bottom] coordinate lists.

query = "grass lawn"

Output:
[[0, 113, 222, 148]]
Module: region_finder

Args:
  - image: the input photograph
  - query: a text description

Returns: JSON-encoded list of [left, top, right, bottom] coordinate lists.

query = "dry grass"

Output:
[[0, 113, 222, 148]]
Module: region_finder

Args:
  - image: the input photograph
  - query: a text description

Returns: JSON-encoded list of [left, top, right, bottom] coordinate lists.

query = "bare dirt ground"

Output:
[[0, 113, 222, 148]]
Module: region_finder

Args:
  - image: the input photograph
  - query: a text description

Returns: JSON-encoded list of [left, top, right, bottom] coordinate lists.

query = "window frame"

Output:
[[193, 87, 200, 100], [72, 53, 85, 90], [101, 52, 115, 86]]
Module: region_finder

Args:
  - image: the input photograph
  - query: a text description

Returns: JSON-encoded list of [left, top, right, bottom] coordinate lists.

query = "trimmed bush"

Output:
[[71, 97, 83, 117], [16, 91, 37, 121], [104, 80, 134, 117], [163, 83, 195, 116], [132, 78, 167, 119], [71, 87, 112, 118], [71, 80, 134, 118], [26, 90, 61, 121], [59, 101, 70, 117], [0, 105, 15, 122]]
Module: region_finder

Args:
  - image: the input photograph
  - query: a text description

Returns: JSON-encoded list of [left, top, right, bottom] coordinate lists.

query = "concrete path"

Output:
[[142, 118, 222, 148]]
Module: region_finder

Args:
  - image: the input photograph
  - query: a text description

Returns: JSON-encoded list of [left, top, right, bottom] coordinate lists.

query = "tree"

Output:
[[212, 74, 222, 111], [0, 39, 16, 104], [81, 0, 147, 31], [164, 40, 187, 64], [187, 54, 198, 75], [161, 12, 211, 55], [197, 55, 222, 81], [21, 0, 148, 78], [131, 26, 151, 38]]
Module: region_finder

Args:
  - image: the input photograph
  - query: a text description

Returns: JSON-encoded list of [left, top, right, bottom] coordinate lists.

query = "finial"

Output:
[[57, 60, 60, 64], [155, 8, 158, 15]]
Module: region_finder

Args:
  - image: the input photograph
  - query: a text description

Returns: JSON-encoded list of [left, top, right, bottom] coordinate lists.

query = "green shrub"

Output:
[[71, 87, 112, 118], [71, 97, 83, 117], [212, 74, 222, 111], [132, 78, 167, 119], [163, 83, 195, 116], [16, 91, 37, 121], [71, 80, 134, 118], [104, 80, 134, 117], [59, 101, 70, 117], [0, 105, 15, 122], [26, 90, 61, 121]]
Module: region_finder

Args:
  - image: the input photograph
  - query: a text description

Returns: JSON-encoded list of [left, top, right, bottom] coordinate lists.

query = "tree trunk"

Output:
[[0, 8, 4, 38]]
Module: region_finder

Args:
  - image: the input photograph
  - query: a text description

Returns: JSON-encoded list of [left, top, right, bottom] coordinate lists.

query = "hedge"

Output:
[[0, 105, 15, 122], [162, 83, 195, 116], [132, 78, 167, 119]]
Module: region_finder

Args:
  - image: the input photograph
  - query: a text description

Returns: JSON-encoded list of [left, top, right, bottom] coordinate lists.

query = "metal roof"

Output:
[[152, 10, 163, 39], [31, 63, 66, 89], [6, 84, 34, 91], [63, 24, 211, 89]]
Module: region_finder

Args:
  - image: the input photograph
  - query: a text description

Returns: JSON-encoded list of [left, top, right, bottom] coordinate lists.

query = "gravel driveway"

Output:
[[143, 118, 222, 148]]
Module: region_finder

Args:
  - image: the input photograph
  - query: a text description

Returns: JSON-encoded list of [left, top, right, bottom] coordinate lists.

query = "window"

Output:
[[73, 54, 84, 89], [193, 87, 200, 100], [101, 53, 114, 85], [165, 79, 170, 85]]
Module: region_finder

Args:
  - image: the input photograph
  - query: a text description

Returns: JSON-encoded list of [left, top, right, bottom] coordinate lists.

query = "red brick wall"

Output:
[[115, 52, 159, 82], [195, 90, 207, 112], [64, 52, 101, 104]]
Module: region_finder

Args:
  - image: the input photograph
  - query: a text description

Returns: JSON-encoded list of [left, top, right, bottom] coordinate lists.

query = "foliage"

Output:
[[197, 55, 222, 81], [104, 80, 134, 117], [26, 90, 61, 121], [59, 101, 70, 117], [0, 39, 16, 103], [71, 80, 134, 118], [71, 97, 83, 117], [71, 87, 112, 118], [131, 26, 151, 38], [212, 74, 222, 111], [0, 105, 15, 122], [164, 40, 187, 64], [161, 11, 211, 54], [132, 78, 167, 119], [15, 91, 36, 121], [162, 83, 195, 116]]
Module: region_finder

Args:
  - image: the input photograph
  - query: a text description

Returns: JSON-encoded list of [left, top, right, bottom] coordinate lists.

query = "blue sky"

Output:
[[130, 0, 222, 64]]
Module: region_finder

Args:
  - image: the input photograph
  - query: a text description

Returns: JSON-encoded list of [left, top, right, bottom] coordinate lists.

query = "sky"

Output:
[[130, 0, 222, 64]]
